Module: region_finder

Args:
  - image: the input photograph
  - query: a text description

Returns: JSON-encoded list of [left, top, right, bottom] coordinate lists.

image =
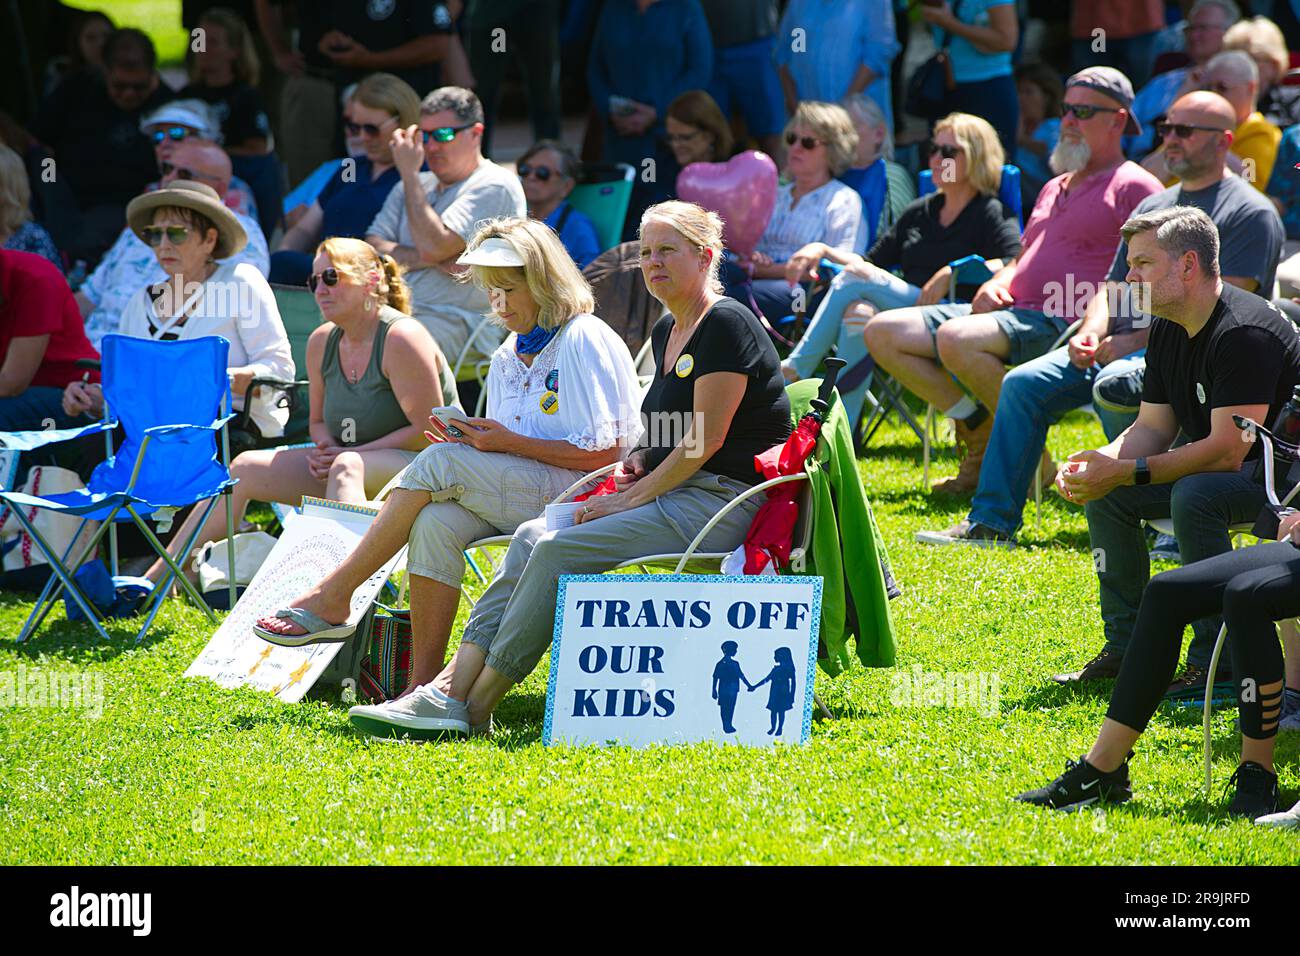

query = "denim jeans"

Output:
[[786, 267, 921, 425], [1091, 353, 1147, 441], [969, 347, 1147, 538], [1084, 464, 1267, 668], [0, 386, 79, 432]]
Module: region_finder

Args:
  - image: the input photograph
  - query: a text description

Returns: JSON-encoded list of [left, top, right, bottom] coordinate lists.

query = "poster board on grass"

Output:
[[543, 574, 822, 748], [184, 497, 402, 702]]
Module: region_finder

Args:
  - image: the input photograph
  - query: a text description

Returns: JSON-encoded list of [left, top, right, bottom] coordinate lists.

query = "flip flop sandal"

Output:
[[252, 607, 356, 647]]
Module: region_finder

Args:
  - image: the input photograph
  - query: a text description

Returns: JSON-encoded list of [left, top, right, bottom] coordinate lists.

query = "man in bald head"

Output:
[[74, 139, 271, 348]]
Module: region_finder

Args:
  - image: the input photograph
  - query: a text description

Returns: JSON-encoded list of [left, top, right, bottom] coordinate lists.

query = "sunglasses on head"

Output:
[[1060, 102, 1121, 121], [142, 225, 192, 246], [784, 132, 822, 150], [307, 268, 340, 292], [345, 117, 395, 138], [421, 123, 475, 144], [930, 143, 963, 160], [1156, 121, 1228, 140], [517, 163, 556, 181], [151, 126, 194, 144]]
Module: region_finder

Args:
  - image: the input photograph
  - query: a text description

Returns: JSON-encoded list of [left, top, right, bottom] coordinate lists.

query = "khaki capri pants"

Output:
[[396, 443, 583, 589]]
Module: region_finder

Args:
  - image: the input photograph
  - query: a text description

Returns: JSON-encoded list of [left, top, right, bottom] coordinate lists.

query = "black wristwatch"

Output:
[[1134, 457, 1151, 486]]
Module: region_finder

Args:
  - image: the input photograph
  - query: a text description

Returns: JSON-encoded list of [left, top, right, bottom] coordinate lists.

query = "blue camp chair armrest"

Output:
[[948, 254, 993, 287], [142, 414, 236, 443], [0, 416, 117, 453], [818, 258, 845, 275]]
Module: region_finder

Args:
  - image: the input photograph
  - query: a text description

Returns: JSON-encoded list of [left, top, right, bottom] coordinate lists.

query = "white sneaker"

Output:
[[469, 714, 494, 738], [349, 685, 470, 740], [1255, 798, 1300, 828]]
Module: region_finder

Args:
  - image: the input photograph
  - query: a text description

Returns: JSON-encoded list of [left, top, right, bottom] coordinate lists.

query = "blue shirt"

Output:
[[1267, 125, 1300, 240], [1125, 67, 1187, 158], [837, 158, 888, 248], [3, 221, 61, 271], [939, 0, 1014, 84], [1015, 117, 1059, 191], [544, 201, 603, 270], [774, 0, 898, 128], [318, 156, 404, 240]]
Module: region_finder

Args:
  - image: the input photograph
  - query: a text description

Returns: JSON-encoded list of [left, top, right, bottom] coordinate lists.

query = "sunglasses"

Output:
[[159, 161, 207, 181], [1060, 103, 1121, 121], [345, 118, 395, 138], [1203, 81, 1235, 95], [421, 123, 475, 144], [1155, 121, 1228, 140], [517, 163, 556, 181], [307, 268, 340, 292], [151, 126, 194, 144], [784, 132, 822, 150], [930, 143, 964, 160], [142, 225, 192, 246]]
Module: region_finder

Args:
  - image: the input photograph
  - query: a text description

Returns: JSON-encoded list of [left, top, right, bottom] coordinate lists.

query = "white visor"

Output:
[[456, 236, 526, 267]]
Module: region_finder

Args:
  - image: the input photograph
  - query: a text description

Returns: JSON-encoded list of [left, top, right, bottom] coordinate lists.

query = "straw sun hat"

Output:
[[126, 180, 247, 260]]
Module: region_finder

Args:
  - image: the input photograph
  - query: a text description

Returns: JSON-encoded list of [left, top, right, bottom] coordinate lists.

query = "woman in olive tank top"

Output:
[[149, 237, 456, 586]]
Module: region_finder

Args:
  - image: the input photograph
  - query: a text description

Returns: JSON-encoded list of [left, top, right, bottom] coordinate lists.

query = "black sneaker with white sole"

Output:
[[1051, 646, 1124, 685], [1226, 762, 1280, 818], [914, 519, 1014, 548], [1015, 753, 1134, 811]]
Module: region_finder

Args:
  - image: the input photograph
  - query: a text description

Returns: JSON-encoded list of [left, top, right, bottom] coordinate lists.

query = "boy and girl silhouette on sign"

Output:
[[712, 642, 796, 736]]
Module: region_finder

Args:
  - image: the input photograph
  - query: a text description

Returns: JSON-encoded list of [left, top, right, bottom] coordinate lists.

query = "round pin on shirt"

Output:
[[540, 390, 559, 414], [675, 353, 694, 377]]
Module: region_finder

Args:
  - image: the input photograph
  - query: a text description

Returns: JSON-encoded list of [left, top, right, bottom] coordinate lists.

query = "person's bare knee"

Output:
[[327, 451, 365, 499], [865, 307, 926, 359]]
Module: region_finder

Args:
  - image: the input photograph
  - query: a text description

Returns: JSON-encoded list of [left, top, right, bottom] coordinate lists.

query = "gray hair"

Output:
[[1205, 49, 1259, 86], [420, 86, 484, 125], [518, 139, 582, 180], [1189, 0, 1242, 26], [1120, 205, 1220, 277], [841, 93, 894, 161]]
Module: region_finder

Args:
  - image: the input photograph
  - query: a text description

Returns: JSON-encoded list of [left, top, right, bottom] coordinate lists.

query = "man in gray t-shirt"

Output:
[[367, 87, 526, 366]]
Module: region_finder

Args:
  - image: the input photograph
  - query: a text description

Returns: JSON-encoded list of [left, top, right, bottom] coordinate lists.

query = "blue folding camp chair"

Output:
[[918, 163, 1024, 227], [0, 335, 239, 643]]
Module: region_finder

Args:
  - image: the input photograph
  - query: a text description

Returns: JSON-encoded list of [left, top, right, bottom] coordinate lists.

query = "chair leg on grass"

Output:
[[8, 507, 114, 642], [126, 505, 219, 632], [1203, 621, 1230, 798], [813, 692, 833, 721]]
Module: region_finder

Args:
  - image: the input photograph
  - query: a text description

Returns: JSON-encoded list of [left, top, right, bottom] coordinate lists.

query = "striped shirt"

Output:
[[757, 178, 868, 262]]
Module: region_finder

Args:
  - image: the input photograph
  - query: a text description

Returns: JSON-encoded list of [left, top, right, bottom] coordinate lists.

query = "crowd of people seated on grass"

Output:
[[5, 0, 1300, 831]]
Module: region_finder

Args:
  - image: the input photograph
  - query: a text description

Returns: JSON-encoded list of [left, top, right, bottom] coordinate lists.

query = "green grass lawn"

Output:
[[1, 411, 1296, 864], [71, 1, 189, 67]]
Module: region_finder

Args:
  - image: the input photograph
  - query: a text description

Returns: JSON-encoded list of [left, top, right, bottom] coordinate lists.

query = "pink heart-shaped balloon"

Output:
[[676, 150, 778, 259]]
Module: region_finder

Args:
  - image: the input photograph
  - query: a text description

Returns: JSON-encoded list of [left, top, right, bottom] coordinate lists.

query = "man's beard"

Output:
[[1049, 136, 1091, 174]]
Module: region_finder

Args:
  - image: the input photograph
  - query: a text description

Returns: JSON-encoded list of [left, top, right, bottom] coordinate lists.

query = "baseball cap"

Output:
[[1066, 66, 1141, 135]]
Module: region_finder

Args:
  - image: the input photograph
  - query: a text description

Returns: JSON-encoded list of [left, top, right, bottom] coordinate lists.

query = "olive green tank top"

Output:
[[321, 307, 410, 446]]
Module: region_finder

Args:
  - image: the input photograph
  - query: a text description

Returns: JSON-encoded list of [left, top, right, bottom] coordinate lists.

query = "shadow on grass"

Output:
[[0, 612, 177, 663]]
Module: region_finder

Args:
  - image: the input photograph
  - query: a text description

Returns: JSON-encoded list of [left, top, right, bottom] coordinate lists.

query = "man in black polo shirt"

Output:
[[1056, 204, 1300, 699]]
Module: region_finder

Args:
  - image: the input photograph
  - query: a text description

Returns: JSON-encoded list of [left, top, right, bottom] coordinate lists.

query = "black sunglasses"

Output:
[[151, 126, 194, 144], [345, 118, 395, 138], [159, 161, 202, 181], [784, 132, 822, 150], [1060, 103, 1122, 121], [1155, 121, 1228, 140], [517, 163, 555, 181], [307, 268, 341, 292], [421, 123, 475, 144], [142, 225, 192, 246], [930, 143, 964, 160]]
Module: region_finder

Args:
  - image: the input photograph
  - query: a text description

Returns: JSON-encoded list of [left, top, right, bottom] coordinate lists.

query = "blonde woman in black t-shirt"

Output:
[[342, 200, 793, 741]]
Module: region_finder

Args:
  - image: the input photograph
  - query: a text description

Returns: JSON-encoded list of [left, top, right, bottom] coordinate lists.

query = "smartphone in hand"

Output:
[[430, 406, 468, 438]]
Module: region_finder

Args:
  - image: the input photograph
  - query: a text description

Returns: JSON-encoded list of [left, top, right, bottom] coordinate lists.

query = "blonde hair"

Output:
[[785, 101, 859, 177], [933, 112, 1005, 197], [461, 217, 594, 331], [191, 7, 260, 85], [639, 200, 726, 295], [316, 236, 411, 314], [1224, 16, 1289, 84], [353, 72, 422, 128], [0, 145, 31, 235]]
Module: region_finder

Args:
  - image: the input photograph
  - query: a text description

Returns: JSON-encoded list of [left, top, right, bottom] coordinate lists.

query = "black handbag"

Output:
[[905, 2, 961, 121]]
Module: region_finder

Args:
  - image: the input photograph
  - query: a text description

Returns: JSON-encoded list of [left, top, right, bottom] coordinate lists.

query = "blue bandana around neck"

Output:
[[515, 323, 559, 355]]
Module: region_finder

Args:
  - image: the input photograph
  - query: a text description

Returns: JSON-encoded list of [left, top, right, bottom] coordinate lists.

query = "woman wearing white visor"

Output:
[[255, 217, 643, 697]]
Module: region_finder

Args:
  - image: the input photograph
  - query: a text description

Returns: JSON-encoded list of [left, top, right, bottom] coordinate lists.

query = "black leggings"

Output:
[[1107, 541, 1292, 739]]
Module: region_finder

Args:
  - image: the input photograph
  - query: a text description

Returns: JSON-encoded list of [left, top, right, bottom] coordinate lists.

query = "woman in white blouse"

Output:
[[61, 180, 294, 437], [738, 100, 867, 323], [255, 217, 643, 691]]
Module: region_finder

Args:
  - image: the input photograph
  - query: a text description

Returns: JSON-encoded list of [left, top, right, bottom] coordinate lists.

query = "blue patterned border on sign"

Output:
[[542, 573, 823, 746]]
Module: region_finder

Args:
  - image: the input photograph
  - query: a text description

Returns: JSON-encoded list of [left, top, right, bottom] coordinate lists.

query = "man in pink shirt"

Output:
[[865, 66, 1163, 493]]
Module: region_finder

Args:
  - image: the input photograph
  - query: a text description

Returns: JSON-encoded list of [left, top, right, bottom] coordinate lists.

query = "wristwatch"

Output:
[[1134, 457, 1151, 486]]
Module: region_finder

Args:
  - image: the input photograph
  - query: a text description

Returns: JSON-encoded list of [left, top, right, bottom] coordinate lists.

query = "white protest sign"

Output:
[[543, 574, 822, 747], [184, 497, 402, 702]]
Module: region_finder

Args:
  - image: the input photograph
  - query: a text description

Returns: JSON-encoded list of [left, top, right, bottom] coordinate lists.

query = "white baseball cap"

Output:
[[140, 99, 222, 142], [456, 236, 525, 267]]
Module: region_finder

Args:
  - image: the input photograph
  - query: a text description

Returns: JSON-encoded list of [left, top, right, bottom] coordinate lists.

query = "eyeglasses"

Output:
[[665, 130, 702, 144], [345, 117, 396, 138], [151, 126, 195, 144], [517, 163, 556, 181], [307, 268, 341, 292], [1155, 121, 1228, 140], [1060, 103, 1122, 121], [784, 132, 822, 150], [142, 225, 192, 246], [421, 123, 475, 144], [930, 143, 964, 160], [1203, 81, 1235, 95]]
